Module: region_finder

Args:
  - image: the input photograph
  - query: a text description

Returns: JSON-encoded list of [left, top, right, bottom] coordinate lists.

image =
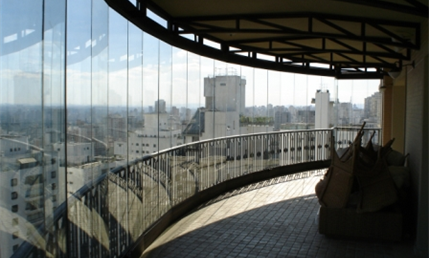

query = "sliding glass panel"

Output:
[[253, 69, 269, 132], [171, 47, 187, 147], [66, 0, 93, 257], [158, 41, 172, 216], [158, 41, 172, 150], [200, 57, 215, 140], [142, 33, 159, 228], [268, 71, 282, 131], [267, 71, 281, 168], [0, 1, 45, 257], [108, 8, 129, 257], [43, 1, 67, 257], [127, 21, 144, 244], [335, 79, 381, 147], [182, 52, 202, 144], [240, 66, 255, 135], [170, 48, 187, 205]]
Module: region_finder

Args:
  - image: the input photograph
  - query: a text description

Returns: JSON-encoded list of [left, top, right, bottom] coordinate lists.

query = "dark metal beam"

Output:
[[106, 0, 398, 79], [173, 11, 419, 51], [335, 72, 383, 79], [316, 17, 355, 37], [105, 0, 339, 77], [276, 53, 394, 68], [405, 0, 429, 10], [220, 32, 417, 49], [173, 11, 420, 27], [261, 49, 405, 60], [334, 0, 428, 17]]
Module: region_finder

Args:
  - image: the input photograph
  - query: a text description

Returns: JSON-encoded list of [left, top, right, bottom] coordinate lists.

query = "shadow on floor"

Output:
[[143, 194, 418, 258]]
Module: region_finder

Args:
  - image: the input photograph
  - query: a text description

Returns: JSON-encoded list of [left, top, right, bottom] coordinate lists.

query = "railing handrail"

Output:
[[12, 127, 380, 258]]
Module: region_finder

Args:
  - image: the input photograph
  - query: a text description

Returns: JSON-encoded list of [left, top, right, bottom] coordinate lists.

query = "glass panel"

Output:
[[0, 1, 45, 257], [158, 41, 172, 216], [142, 33, 159, 228], [171, 48, 187, 205], [127, 21, 144, 242], [183, 52, 202, 144], [66, 0, 93, 257], [91, 1, 110, 256], [339, 79, 381, 126], [108, 8, 129, 257], [142, 34, 159, 153], [240, 66, 255, 134], [268, 71, 281, 131], [171, 47, 187, 147], [267, 71, 281, 168], [312, 76, 336, 129], [200, 57, 215, 140], [158, 41, 172, 150], [254, 69, 268, 132], [128, 23, 143, 161], [288, 74, 312, 129], [43, 0, 67, 257], [335, 79, 381, 146], [210, 60, 229, 138]]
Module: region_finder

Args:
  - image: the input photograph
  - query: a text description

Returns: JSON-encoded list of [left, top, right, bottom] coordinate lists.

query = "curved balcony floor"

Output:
[[141, 171, 418, 258]]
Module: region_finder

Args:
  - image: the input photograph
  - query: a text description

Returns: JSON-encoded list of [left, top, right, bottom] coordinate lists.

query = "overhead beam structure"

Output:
[[106, 0, 425, 79]]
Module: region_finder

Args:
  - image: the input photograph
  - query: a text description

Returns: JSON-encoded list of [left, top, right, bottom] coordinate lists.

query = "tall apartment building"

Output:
[[364, 92, 382, 126], [314, 90, 334, 128], [183, 74, 246, 142], [204, 75, 246, 113]]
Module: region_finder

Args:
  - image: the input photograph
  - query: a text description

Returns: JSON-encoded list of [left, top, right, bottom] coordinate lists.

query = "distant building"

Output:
[[297, 110, 315, 124], [336, 102, 353, 125], [274, 111, 290, 131], [364, 92, 382, 126], [107, 115, 126, 141], [204, 75, 246, 112], [155, 99, 166, 113], [114, 101, 183, 159], [184, 74, 247, 142], [171, 106, 180, 117], [314, 90, 334, 128]]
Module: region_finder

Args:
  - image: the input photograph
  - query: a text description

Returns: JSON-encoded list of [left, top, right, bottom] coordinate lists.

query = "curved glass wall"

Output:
[[0, 0, 381, 257]]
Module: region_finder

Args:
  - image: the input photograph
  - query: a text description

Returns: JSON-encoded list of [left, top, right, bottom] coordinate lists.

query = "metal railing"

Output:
[[12, 127, 380, 258]]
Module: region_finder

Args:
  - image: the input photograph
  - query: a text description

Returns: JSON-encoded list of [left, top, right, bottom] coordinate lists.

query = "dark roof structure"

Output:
[[106, 0, 427, 79]]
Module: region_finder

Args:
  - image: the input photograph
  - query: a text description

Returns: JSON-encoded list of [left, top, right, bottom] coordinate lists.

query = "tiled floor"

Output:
[[141, 171, 420, 258]]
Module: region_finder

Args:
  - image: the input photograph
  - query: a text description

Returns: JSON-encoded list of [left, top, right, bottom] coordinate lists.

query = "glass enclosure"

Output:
[[0, 0, 381, 257]]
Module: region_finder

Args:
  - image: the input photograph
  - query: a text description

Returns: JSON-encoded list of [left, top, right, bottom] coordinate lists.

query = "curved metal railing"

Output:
[[11, 127, 380, 258]]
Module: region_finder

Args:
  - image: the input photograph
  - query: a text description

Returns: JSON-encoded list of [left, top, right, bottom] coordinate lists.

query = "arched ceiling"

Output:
[[106, 0, 427, 79]]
